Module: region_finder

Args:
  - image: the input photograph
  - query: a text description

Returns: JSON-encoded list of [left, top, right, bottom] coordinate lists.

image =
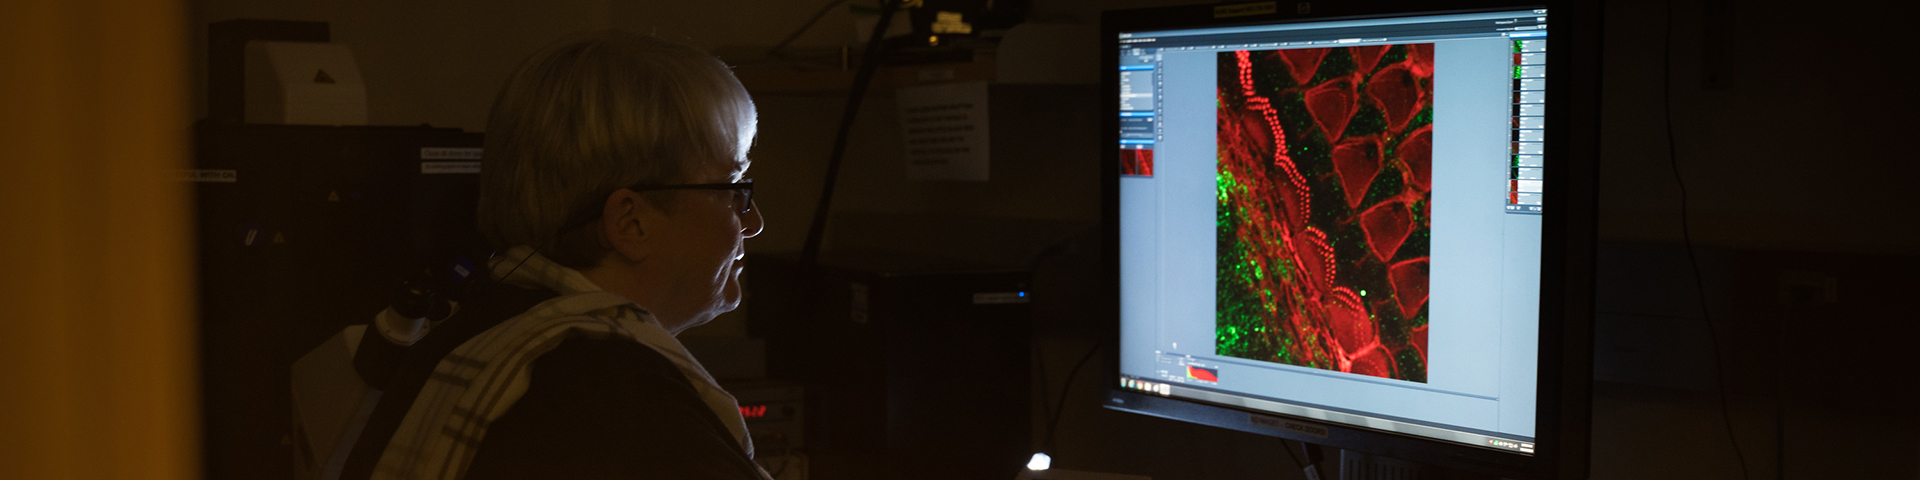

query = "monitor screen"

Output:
[[1114, 7, 1551, 455]]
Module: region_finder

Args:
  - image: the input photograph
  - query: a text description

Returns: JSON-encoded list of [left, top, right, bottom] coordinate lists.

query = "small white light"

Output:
[[1027, 452, 1052, 471]]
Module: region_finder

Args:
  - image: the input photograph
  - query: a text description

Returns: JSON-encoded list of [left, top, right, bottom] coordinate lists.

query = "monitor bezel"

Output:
[[1098, 1, 1599, 478]]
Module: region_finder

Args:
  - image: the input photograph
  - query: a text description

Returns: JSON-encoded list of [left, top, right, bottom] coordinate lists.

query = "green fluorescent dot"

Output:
[[1360, 289, 1367, 296]]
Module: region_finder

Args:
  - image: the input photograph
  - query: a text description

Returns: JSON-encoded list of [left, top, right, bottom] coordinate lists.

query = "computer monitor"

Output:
[[1101, 1, 1598, 478]]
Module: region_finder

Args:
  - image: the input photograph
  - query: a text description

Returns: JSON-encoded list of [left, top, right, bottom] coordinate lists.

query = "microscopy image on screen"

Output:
[[1215, 44, 1434, 382]]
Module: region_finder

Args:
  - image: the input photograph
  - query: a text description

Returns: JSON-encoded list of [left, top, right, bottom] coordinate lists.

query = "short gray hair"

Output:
[[478, 31, 756, 268]]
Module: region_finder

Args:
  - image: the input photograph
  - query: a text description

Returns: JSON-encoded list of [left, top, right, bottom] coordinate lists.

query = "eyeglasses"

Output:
[[624, 181, 755, 214], [556, 181, 755, 235]]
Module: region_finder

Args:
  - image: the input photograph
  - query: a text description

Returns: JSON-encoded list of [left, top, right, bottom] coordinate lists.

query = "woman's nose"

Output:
[[740, 200, 763, 238]]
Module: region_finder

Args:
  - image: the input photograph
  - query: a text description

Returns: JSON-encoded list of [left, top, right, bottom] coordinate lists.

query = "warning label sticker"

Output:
[[421, 161, 482, 174], [181, 169, 237, 182], [420, 147, 483, 160]]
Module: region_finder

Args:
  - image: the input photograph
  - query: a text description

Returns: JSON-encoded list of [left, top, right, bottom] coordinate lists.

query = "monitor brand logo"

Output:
[[1250, 414, 1329, 439], [1214, 2, 1277, 18]]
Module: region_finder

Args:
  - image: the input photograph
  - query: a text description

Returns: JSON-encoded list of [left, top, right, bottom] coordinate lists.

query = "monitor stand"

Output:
[[1299, 443, 1502, 480], [1339, 450, 1502, 480]]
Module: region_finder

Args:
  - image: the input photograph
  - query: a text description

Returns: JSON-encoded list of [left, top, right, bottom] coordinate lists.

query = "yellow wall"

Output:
[[0, 0, 198, 479]]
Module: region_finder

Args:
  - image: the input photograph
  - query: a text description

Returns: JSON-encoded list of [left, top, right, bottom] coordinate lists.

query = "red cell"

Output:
[[1332, 137, 1384, 209], [1412, 324, 1429, 359], [1275, 48, 1329, 86], [1359, 200, 1415, 262], [1274, 168, 1309, 233], [1347, 347, 1393, 378], [1325, 287, 1376, 355], [1303, 75, 1359, 141], [1367, 63, 1425, 134], [1352, 45, 1390, 75], [1399, 125, 1434, 191], [1293, 227, 1334, 292], [1238, 106, 1274, 157], [1388, 258, 1431, 319], [1407, 44, 1435, 78]]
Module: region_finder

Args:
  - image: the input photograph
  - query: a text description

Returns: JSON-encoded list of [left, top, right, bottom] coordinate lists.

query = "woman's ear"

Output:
[[599, 189, 651, 263]]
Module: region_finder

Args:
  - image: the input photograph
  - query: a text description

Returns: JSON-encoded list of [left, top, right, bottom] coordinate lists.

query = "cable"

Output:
[[1042, 342, 1102, 454], [1026, 232, 1093, 455], [1664, 3, 1750, 479], [486, 248, 541, 292], [1299, 441, 1325, 475], [1033, 341, 1052, 427], [799, 0, 900, 264], [1281, 439, 1305, 470], [1775, 296, 1787, 480], [765, 0, 857, 58]]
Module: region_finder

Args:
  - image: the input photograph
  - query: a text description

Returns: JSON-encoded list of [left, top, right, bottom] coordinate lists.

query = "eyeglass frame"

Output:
[[624, 181, 755, 214], [556, 180, 755, 235]]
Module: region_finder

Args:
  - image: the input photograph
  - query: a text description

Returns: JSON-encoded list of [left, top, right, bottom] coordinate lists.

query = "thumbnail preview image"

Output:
[[1215, 44, 1434, 383], [1121, 149, 1155, 176]]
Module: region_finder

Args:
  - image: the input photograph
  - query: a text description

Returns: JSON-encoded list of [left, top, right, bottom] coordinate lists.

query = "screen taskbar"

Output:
[[1119, 376, 1536, 455]]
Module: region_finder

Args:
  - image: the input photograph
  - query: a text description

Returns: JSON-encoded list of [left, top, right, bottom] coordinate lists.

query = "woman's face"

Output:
[[641, 164, 762, 332]]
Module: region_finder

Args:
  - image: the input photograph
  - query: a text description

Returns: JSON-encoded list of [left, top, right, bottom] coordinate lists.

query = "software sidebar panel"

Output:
[[192, 123, 484, 480]]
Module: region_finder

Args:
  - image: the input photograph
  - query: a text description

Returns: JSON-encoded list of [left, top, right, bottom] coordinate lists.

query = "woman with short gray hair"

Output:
[[478, 32, 758, 269], [356, 31, 770, 480]]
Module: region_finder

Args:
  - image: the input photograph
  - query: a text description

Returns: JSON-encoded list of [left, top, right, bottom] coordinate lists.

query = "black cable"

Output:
[[434, 243, 544, 320], [799, 0, 900, 264], [765, 0, 856, 58], [1280, 439, 1305, 470], [1025, 232, 1091, 456], [493, 250, 538, 284], [1298, 441, 1325, 475], [1042, 342, 1102, 454], [1663, 3, 1750, 479], [1033, 341, 1052, 427], [1775, 299, 1787, 480]]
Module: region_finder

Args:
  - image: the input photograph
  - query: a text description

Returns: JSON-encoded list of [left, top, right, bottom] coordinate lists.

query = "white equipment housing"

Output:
[[245, 41, 368, 125]]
